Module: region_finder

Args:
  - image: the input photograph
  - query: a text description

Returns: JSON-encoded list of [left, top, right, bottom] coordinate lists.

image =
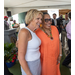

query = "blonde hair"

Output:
[[25, 9, 43, 25]]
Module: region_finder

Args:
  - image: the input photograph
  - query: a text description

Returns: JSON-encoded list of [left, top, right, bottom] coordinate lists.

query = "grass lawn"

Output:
[[8, 50, 71, 75], [8, 61, 22, 75], [60, 50, 71, 75]]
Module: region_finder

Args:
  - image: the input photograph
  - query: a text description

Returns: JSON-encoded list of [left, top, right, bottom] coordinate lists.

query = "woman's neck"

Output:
[[42, 26, 51, 32], [27, 24, 36, 32]]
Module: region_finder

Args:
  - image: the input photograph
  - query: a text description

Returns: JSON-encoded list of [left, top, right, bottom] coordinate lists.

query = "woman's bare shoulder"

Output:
[[19, 28, 30, 37]]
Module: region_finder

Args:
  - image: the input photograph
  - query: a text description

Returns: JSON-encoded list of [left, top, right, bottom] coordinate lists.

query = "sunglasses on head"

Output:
[[44, 19, 52, 22]]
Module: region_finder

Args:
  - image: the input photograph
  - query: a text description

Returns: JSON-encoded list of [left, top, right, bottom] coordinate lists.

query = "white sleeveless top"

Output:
[[19, 27, 41, 61]]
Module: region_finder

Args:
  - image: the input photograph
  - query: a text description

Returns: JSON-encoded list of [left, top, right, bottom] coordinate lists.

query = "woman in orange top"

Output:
[[35, 13, 62, 75]]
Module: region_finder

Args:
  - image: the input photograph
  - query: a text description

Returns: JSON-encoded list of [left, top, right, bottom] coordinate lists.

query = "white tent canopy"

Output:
[[4, 0, 71, 15]]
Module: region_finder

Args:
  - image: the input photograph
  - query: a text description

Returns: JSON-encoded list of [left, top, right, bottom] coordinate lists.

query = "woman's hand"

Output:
[[57, 55, 62, 64], [27, 73, 32, 75], [16, 40, 18, 48], [57, 39, 62, 64]]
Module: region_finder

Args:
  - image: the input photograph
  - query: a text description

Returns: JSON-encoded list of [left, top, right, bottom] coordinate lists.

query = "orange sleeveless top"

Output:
[[35, 26, 61, 75]]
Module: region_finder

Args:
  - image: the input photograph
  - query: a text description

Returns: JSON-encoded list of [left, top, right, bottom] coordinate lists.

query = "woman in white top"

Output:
[[18, 9, 43, 75]]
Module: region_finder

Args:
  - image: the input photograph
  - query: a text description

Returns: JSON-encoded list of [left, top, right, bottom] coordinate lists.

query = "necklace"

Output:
[[42, 27, 53, 40]]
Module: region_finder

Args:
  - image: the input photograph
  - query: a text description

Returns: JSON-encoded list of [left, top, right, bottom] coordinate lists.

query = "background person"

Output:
[[52, 13, 60, 34], [17, 9, 43, 75], [12, 20, 20, 34], [57, 14, 65, 34], [62, 12, 71, 68], [12, 20, 19, 28], [61, 13, 69, 48], [4, 16, 9, 30]]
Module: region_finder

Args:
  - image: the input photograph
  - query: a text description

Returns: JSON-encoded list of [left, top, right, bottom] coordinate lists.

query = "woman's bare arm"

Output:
[[18, 28, 32, 75], [57, 39, 62, 64]]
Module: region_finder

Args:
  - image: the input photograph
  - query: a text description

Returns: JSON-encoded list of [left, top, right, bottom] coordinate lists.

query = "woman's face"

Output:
[[43, 14, 52, 29], [31, 14, 42, 29]]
